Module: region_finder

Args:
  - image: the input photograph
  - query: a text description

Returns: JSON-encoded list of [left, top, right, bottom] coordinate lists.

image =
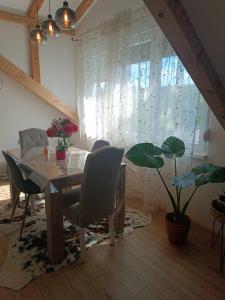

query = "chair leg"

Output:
[[108, 213, 115, 246], [10, 191, 20, 223], [211, 215, 216, 247], [19, 194, 30, 240], [30, 195, 36, 216], [220, 224, 224, 272], [79, 227, 86, 262]]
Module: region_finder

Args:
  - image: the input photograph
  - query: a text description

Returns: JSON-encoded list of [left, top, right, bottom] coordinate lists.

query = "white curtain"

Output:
[[75, 8, 209, 212]]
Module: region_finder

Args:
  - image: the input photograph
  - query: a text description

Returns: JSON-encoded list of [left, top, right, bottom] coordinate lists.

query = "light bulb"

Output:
[[30, 25, 47, 45], [55, 1, 76, 30], [64, 12, 69, 26], [36, 32, 41, 41], [48, 23, 53, 33], [42, 15, 60, 38]]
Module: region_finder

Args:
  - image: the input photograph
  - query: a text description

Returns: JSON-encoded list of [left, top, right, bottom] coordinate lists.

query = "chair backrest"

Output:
[[2, 151, 26, 193], [91, 140, 110, 152], [79, 146, 124, 226], [19, 128, 49, 153]]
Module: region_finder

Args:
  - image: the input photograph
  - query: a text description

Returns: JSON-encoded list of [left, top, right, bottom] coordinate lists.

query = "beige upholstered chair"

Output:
[[91, 139, 110, 152], [19, 128, 49, 153], [62, 146, 124, 260], [19, 128, 48, 210]]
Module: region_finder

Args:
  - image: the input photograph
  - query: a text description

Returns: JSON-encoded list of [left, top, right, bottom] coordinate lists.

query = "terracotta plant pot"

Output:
[[165, 212, 191, 245], [56, 149, 66, 160]]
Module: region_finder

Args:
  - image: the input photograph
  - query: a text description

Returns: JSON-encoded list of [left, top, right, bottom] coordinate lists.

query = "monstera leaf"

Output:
[[192, 163, 217, 174], [210, 167, 225, 183], [171, 172, 197, 189], [126, 143, 164, 169], [161, 136, 185, 158], [192, 163, 225, 186]]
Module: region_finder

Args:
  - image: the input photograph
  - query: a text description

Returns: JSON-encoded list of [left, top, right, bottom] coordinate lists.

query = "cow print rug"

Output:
[[0, 201, 150, 291]]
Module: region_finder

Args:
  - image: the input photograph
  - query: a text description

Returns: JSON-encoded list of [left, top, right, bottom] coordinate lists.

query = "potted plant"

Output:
[[47, 118, 79, 160], [218, 189, 225, 204], [126, 136, 225, 244]]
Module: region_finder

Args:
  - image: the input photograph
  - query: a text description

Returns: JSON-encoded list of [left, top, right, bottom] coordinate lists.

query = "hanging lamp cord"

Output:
[[36, 0, 39, 25], [49, 0, 51, 15]]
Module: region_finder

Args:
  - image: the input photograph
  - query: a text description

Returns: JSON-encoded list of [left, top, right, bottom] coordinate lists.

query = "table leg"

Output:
[[115, 164, 126, 234], [9, 173, 19, 206], [45, 183, 64, 264]]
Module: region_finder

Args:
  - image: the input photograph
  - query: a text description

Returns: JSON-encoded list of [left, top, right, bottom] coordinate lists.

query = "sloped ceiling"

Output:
[[0, 0, 82, 16], [181, 0, 225, 89], [1, 0, 225, 90]]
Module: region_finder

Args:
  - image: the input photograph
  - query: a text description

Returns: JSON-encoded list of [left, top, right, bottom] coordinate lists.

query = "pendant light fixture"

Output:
[[42, 0, 60, 38], [30, 0, 47, 45], [55, 1, 76, 30]]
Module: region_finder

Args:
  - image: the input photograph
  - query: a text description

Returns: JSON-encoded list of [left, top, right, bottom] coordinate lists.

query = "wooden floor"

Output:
[[0, 186, 225, 299]]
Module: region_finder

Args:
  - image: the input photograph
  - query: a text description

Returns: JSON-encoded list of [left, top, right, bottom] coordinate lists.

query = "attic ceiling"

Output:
[[1, 0, 225, 127], [0, 0, 82, 17], [181, 0, 225, 89], [1, 0, 224, 89]]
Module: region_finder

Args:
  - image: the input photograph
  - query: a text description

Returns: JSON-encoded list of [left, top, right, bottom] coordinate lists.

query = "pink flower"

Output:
[[47, 118, 79, 140], [47, 127, 57, 137], [63, 125, 73, 137], [71, 124, 79, 132]]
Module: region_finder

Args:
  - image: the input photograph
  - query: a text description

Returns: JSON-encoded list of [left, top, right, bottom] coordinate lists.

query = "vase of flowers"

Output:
[[47, 118, 79, 160]]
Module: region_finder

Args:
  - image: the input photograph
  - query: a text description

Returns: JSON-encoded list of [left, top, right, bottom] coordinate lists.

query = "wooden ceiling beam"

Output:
[[27, 0, 44, 83], [75, 0, 95, 23], [143, 0, 225, 129], [28, 0, 44, 17], [0, 10, 74, 36], [0, 54, 77, 122], [0, 10, 36, 26]]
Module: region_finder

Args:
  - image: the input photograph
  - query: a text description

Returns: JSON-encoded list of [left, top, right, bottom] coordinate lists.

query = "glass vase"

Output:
[[56, 148, 66, 160]]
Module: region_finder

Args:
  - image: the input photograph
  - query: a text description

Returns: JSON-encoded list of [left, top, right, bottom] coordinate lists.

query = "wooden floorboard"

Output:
[[0, 186, 224, 299]]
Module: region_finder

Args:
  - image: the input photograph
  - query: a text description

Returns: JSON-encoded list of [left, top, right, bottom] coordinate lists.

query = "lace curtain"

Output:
[[75, 8, 209, 212]]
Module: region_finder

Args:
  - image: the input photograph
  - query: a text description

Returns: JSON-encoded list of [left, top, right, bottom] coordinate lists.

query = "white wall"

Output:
[[188, 114, 225, 229], [77, 0, 225, 230], [39, 35, 76, 109], [77, 0, 144, 33], [0, 21, 76, 173]]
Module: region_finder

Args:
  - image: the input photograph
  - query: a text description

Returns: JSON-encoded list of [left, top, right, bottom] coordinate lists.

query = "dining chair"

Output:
[[2, 151, 43, 240], [62, 146, 124, 261], [91, 139, 110, 152], [19, 128, 49, 153]]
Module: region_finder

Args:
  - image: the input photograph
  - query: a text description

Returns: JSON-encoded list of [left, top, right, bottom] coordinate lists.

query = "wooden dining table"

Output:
[[6, 147, 126, 264]]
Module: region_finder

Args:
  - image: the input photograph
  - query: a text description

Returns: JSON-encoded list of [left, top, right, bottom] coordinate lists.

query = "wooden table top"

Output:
[[6, 147, 89, 183]]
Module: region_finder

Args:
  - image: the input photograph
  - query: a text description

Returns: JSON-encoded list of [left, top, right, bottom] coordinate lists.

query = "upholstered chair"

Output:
[[19, 128, 49, 153], [62, 146, 124, 261], [2, 151, 43, 239], [91, 139, 110, 152]]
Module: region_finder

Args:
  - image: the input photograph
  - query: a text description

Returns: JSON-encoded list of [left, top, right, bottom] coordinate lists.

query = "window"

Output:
[[77, 11, 209, 156]]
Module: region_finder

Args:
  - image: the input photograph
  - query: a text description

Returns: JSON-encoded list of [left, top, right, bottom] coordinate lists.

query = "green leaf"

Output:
[[195, 174, 210, 186], [192, 163, 225, 185], [210, 167, 225, 183], [192, 163, 217, 174], [171, 172, 197, 189], [126, 143, 164, 169], [161, 136, 185, 158]]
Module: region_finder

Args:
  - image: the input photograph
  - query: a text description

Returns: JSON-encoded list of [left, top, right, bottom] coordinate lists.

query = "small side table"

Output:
[[210, 200, 225, 272]]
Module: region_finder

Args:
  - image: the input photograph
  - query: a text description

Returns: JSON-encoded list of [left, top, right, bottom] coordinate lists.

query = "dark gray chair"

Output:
[[62, 146, 124, 260], [19, 128, 49, 153], [2, 151, 42, 239], [91, 140, 110, 152]]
